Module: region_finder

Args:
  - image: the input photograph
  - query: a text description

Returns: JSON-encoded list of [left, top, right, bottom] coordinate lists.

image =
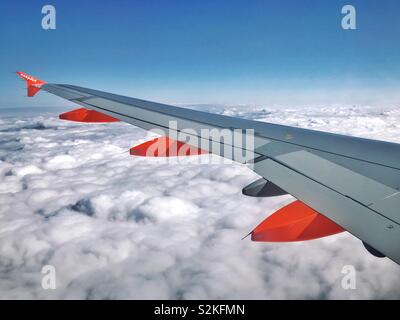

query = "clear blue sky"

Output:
[[1, 0, 400, 108]]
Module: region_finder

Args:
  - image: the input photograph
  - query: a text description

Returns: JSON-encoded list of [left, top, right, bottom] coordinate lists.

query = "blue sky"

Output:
[[1, 0, 400, 107]]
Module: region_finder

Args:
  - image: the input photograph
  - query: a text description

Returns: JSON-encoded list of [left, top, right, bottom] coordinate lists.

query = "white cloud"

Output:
[[0, 105, 399, 300]]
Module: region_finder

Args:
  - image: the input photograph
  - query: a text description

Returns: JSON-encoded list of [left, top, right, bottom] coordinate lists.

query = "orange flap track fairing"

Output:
[[251, 200, 345, 242], [130, 136, 208, 157], [59, 108, 120, 123]]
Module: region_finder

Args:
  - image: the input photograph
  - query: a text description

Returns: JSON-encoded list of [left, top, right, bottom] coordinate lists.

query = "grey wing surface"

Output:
[[41, 83, 400, 264]]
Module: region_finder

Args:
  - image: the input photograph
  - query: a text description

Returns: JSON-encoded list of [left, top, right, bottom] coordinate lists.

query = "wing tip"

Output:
[[15, 71, 46, 97]]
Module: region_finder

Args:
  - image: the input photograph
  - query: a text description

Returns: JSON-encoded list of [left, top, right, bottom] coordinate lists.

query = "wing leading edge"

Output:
[[17, 72, 400, 265]]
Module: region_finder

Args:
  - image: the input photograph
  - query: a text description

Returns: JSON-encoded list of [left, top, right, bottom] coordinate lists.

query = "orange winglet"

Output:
[[59, 108, 120, 123], [251, 200, 345, 242], [130, 136, 208, 157], [16, 71, 46, 97]]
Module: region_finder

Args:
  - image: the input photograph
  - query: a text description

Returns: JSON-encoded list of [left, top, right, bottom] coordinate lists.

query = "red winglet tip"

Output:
[[16, 71, 46, 97], [251, 200, 345, 242]]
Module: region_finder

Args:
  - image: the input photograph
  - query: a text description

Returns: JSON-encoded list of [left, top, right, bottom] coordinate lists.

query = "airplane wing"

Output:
[[16, 72, 400, 265]]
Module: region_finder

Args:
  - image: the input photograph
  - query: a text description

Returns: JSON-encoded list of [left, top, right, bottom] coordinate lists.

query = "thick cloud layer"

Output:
[[0, 105, 400, 299]]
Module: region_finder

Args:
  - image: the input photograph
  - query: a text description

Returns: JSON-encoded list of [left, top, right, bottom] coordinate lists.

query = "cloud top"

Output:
[[0, 105, 399, 299]]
